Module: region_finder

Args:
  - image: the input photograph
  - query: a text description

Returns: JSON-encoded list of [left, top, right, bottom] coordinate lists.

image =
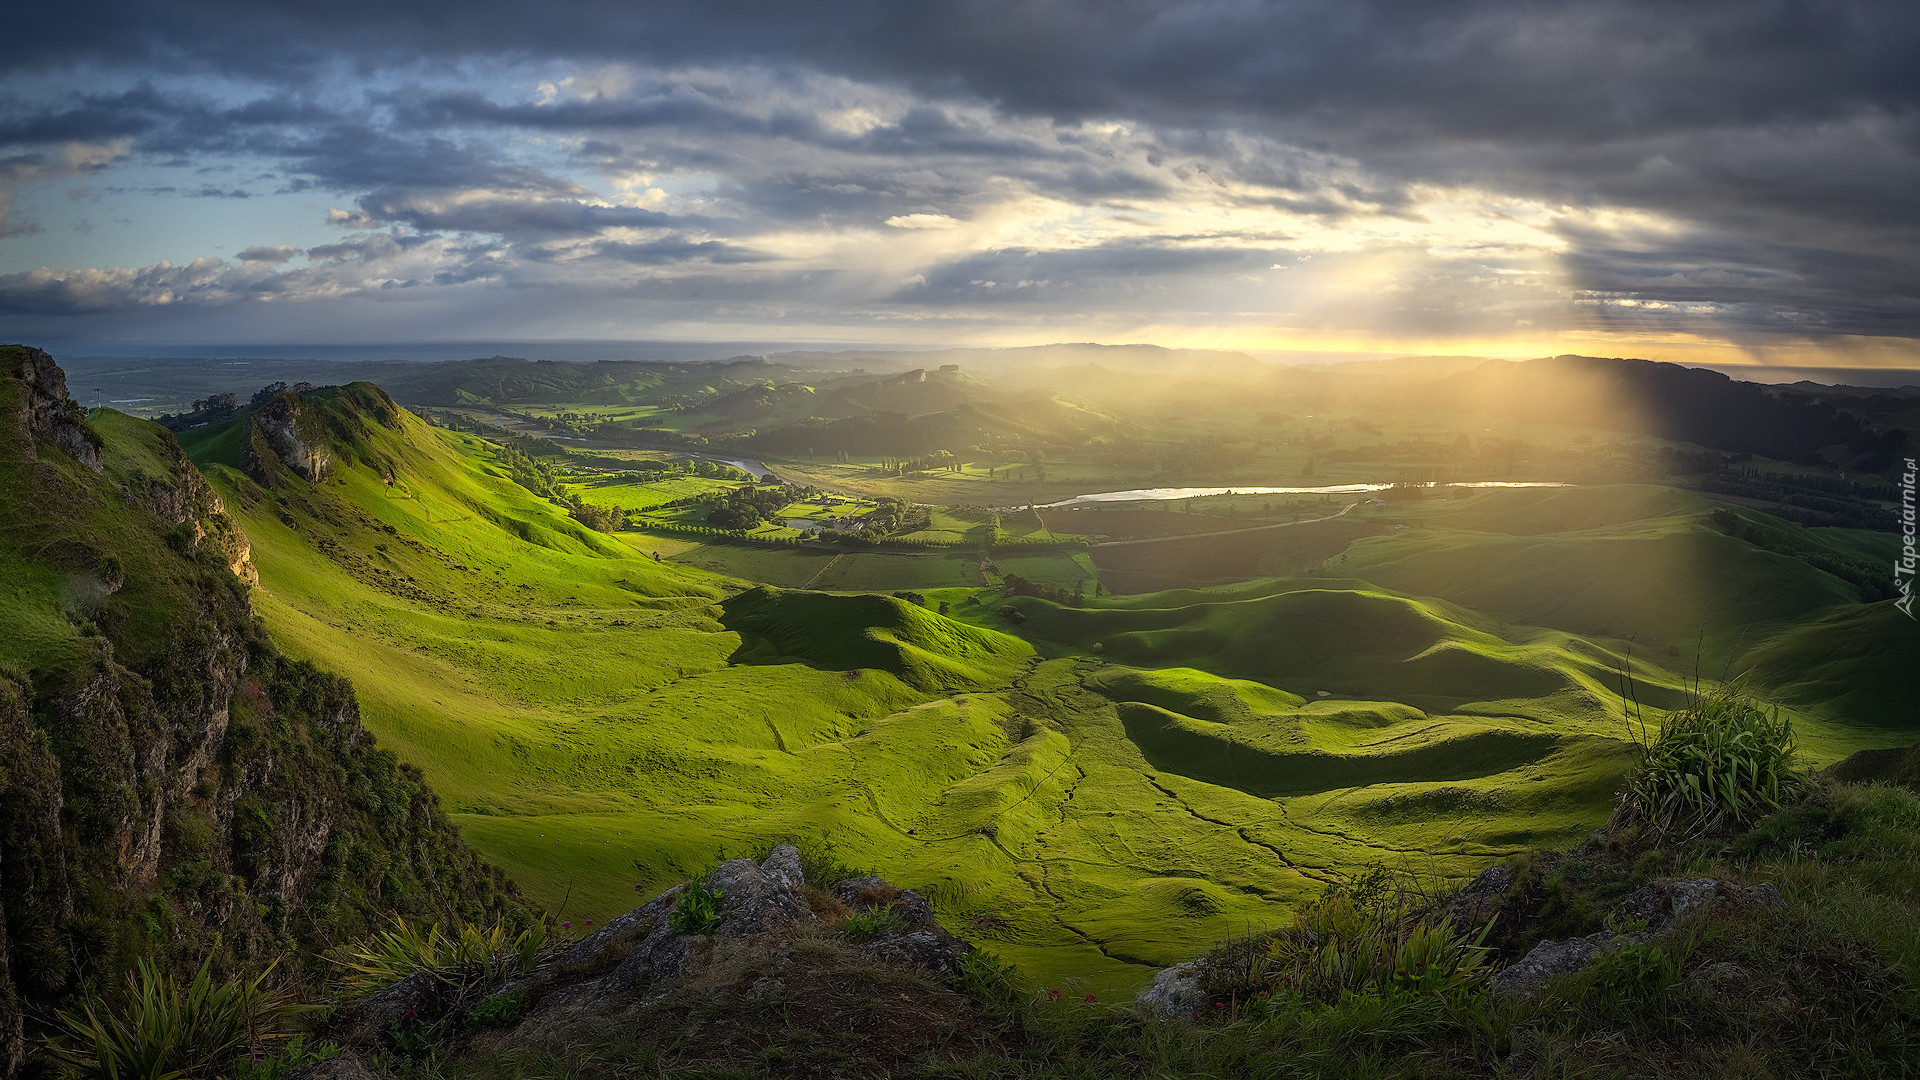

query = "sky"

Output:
[[2, 0, 1917, 369]]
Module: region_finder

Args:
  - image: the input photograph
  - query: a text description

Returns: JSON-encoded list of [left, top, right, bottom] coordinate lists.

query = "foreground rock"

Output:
[[1491, 874, 1782, 997], [1135, 961, 1208, 1019], [322, 844, 987, 1077], [1133, 859, 1788, 1013]]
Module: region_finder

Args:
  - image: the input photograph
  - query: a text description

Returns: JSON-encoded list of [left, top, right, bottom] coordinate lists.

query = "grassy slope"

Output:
[[0, 395, 227, 679], [181, 401, 1916, 995], [1333, 484, 1908, 756]]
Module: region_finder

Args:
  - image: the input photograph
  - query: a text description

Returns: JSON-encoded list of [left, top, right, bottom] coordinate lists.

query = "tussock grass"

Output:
[[49, 956, 305, 1080], [333, 918, 552, 1002], [1617, 683, 1809, 841]]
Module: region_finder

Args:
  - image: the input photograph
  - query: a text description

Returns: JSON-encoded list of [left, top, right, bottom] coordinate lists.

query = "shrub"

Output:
[[238, 1035, 338, 1080], [465, 986, 532, 1029], [1201, 868, 1493, 1011], [667, 882, 725, 935], [1261, 893, 1493, 1005], [840, 907, 910, 941], [954, 948, 1025, 1017], [1617, 684, 1808, 840], [49, 955, 305, 1080], [332, 917, 551, 1001]]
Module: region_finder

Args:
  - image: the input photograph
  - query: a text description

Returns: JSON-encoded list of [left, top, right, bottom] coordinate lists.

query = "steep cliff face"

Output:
[[243, 392, 334, 485], [4, 346, 101, 472], [0, 346, 521, 1077]]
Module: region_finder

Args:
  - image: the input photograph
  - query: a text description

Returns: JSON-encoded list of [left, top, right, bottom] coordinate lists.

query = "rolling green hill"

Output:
[[165, 384, 1916, 994]]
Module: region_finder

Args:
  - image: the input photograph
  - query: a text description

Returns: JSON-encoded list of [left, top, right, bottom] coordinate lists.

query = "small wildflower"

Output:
[[1213, 1002, 1226, 1010], [1046, 988, 1061, 1000], [635, 883, 644, 890], [562, 920, 573, 929], [1083, 993, 1097, 1003], [403, 1009, 417, 1020], [1258, 991, 1270, 998], [584, 919, 594, 926]]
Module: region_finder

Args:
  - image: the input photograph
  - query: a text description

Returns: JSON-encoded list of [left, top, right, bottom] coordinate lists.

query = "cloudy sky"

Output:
[[2, 0, 1917, 367]]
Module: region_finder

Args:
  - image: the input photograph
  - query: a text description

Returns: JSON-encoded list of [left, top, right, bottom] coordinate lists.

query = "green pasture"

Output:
[[565, 474, 743, 510], [172, 394, 1918, 996]]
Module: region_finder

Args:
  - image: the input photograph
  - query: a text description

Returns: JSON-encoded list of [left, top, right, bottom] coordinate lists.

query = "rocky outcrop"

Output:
[[1490, 875, 1783, 998], [120, 427, 257, 584], [1135, 860, 1789, 1017], [1491, 930, 1654, 997], [325, 844, 972, 1071], [244, 393, 333, 485], [1608, 877, 1781, 930], [1135, 960, 1209, 1019], [535, 846, 965, 1015], [3, 345, 100, 471]]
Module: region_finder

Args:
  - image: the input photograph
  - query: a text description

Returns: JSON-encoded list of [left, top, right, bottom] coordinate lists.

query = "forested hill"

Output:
[[0, 346, 524, 1077], [1427, 355, 1906, 469]]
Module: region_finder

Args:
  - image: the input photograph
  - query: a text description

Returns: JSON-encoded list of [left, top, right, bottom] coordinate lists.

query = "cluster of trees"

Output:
[[568, 502, 624, 533], [633, 519, 810, 545], [876, 450, 962, 474], [495, 442, 559, 499], [704, 484, 804, 530], [1706, 507, 1896, 600], [485, 435, 624, 534], [158, 380, 329, 429], [248, 381, 316, 405], [1680, 456, 1898, 531], [1001, 573, 1102, 605]]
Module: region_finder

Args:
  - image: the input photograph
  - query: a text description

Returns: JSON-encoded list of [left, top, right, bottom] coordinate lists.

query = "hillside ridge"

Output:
[[0, 347, 523, 1078]]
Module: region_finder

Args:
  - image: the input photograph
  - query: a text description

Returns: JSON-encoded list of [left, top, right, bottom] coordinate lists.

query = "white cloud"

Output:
[[884, 213, 962, 229]]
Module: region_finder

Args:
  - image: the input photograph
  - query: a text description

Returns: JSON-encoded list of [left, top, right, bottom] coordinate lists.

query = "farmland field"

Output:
[[169, 375, 1913, 996]]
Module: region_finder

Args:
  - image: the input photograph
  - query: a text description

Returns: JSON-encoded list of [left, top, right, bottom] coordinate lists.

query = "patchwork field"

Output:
[[179, 386, 1915, 994]]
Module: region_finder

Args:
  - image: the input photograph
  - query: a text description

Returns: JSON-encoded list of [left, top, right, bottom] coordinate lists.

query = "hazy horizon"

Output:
[[29, 338, 1919, 389]]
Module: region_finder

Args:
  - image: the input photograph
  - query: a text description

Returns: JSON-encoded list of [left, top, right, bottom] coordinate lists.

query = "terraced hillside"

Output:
[[177, 387, 1915, 993]]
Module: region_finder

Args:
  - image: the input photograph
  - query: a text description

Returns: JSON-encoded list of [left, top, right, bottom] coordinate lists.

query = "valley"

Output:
[[149, 353, 1913, 996]]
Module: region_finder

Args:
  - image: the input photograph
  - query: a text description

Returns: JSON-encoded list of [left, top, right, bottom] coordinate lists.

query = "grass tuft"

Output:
[[49, 955, 305, 1080], [666, 882, 725, 936], [332, 917, 551, 1002], [1617, 683, 1809, 841]]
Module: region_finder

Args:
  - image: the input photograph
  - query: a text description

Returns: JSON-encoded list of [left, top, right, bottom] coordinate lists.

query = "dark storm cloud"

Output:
[[0, 84, 570, 207], [16, 2, 1914, 132], [2, 0, 1917, 342], [350, 189, 689, 238], [893, 241, 1277, 305]]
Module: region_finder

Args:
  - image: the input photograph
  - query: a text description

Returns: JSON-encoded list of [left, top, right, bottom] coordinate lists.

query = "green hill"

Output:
[[0, 347, 518, 1070], [722, 586, 1033, 693], [158, 384, 1916, 995]]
